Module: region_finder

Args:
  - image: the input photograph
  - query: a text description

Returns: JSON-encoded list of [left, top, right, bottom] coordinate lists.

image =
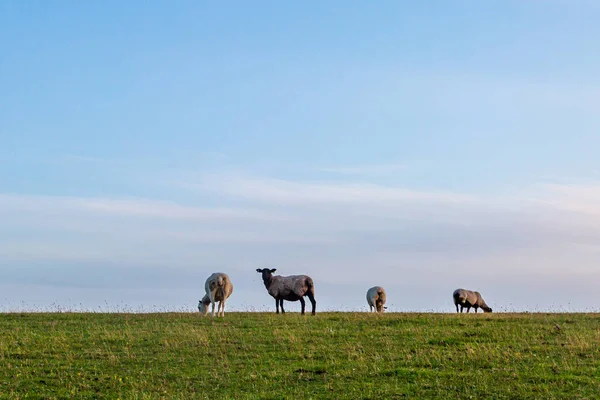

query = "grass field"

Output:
[[1, 312, 599, 399]]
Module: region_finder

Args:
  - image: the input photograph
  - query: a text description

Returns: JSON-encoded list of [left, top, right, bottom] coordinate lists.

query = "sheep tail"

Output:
[[216, 286, 225, 301], [454, 292, 467, 304], [378, 288, 386, 303], [306, 277, 315, 296], [216, 275, 227, 299]]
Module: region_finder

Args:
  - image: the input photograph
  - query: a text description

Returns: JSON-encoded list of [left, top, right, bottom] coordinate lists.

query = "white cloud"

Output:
[[3, 177, 600, 311]]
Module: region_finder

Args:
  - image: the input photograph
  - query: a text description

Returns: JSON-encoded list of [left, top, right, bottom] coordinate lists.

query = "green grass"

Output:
[[1, 312, 599, 399]]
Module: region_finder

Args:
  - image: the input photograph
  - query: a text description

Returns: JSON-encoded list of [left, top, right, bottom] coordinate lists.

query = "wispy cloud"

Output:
[[76, 197, 290, 221], [0, 194, 291, 221], [319, 162, 405, 176], [61, 154, 112, 164], [197, 174, 476, 205], [4, 177, 600, 311], [529, 183, 600, 216]]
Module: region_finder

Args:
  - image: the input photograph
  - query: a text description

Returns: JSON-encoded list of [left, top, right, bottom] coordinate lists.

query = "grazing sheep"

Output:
[[198, 272, 233, 317], [256, 268, 316, 315], [453, 288, 492, 313], [366, 286, 387, 313]]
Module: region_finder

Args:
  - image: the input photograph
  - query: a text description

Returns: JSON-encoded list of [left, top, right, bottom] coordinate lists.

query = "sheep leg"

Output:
[[460, 305, 464, 313], [370, 305, 374, 312], [307, 293, 316, 316], [275, 299, 280, 314], [219, 300, 225, 317], [466, 306, 470, 313], [455, 304, 459, 313], [474, 307, 478, 313], [280, 299, 286, 314], [211, 301, 216, 317], [299, 297, 306, 315]]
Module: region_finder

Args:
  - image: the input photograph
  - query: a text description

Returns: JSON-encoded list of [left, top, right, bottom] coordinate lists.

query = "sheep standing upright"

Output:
[[366, 286, 387, 313], [453, 288, 492, 313], [256, 268, 316, 315], [198, 272, 234, 317]]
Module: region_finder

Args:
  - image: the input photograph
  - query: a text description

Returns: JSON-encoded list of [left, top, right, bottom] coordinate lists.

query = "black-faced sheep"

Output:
[[256, 268, 316, 315], [366, 286, 387, 313], [453, 288, 492, 313], [198, 272, 233, 317]]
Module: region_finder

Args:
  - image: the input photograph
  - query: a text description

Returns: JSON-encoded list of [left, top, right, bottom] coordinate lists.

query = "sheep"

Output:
[[453, 288, 492, 313], [198, 272, 233, 317], [366, 286, 387, 313], [256, 268, 316, 315]]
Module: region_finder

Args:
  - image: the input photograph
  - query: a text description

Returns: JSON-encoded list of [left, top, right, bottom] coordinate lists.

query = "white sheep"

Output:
[[453, 288, 492, 313], [198, 272, 233, 317], [256, 268, 316, 315], [366, 286, 387, 313]]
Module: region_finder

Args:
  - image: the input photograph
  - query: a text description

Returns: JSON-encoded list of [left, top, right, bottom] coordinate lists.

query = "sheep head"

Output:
[[256, 268, 276, 274], [198, 297, 210, 316], [256, 268, 277, 289]]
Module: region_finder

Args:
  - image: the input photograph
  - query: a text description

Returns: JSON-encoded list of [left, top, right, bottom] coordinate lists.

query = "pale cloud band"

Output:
[[1, 170, 600, 311]]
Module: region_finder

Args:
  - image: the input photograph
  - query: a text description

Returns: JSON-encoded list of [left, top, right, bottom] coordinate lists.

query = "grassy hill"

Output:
[[1, 312, 599, 399]]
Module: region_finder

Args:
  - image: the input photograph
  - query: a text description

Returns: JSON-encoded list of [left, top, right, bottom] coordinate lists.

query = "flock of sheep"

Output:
[[197, 270, 493, 317]]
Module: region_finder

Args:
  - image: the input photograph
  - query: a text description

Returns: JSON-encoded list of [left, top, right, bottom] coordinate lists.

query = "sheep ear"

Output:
[[256, 268, 263, 273], [270, 268, 277, 273]]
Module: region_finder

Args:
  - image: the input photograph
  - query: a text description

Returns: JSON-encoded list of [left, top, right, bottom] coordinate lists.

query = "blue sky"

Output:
[[1, 1, 600, 312]]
